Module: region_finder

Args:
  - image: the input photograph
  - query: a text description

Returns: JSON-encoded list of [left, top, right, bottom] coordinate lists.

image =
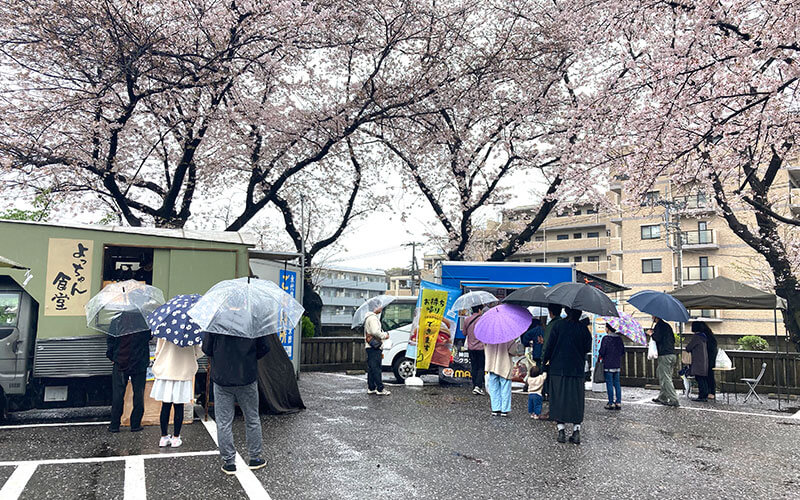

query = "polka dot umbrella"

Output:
[[147, 294, 205, 347]]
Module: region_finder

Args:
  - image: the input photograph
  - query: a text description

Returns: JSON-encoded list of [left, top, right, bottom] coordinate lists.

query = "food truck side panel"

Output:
[[0, 220, 252, 414], [435, 261, 576, 296]]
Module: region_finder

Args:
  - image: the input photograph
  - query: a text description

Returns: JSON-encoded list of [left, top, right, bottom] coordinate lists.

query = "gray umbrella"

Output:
[[543, 282, 618, 317]]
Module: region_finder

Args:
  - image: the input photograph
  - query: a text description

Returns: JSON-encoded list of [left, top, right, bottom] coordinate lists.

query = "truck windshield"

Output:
[[381, 302, 415, 331], [0, 292, 21, 327]]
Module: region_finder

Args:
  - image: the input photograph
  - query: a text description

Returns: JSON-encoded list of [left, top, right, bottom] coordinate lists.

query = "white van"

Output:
[[378, 296, 440, 382]]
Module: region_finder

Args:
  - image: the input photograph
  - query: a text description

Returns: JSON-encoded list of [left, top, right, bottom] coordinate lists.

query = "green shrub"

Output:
[[736, 335, 768, 351], [301, 316, 315, 338]]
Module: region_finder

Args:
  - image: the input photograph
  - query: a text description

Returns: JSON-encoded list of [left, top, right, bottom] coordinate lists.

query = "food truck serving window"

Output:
[[103, 246, 155, 285]]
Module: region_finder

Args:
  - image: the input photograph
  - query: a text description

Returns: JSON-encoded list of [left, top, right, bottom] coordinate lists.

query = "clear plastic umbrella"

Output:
[[351, 295, 396, 329], [187, 277, 304, 338], [447, 291, 498, 316], [85, 280, 165, 336]]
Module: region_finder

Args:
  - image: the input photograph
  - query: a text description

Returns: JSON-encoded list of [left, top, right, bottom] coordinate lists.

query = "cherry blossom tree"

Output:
[[589, 0, 800, 346]]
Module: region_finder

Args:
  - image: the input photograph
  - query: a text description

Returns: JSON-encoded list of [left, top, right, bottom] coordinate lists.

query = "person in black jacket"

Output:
[[543, 307, 592, 445], [649, 316, 679, 407], [203, 332, 270, 475], [106, 311, 152, 433]]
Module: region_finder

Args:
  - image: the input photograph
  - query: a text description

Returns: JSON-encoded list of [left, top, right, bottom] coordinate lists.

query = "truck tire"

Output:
[[392, 354, 415, 383], [0, 388, 8, 423]]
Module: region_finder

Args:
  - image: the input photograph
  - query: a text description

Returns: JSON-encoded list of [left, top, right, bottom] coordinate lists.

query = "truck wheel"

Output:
[[0, 388, 8, 423], [392, 354, 415, 383]]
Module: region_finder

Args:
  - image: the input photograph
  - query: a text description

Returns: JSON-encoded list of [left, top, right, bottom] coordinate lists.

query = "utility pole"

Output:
[[657, 197, 686, 353], [403, 242, 422, 294]]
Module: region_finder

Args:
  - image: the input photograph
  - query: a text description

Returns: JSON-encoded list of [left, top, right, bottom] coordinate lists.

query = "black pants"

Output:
[[160, 402, 184, 436], [366, 347, 384, 391], [110, 365, 146, 429], [706, 365, 716, 396], [468, 350, 485, 389], [696, 375, 710, 399]]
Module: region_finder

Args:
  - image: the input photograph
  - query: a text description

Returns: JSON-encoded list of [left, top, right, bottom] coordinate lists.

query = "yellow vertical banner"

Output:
[[416, 288, 447, 369]]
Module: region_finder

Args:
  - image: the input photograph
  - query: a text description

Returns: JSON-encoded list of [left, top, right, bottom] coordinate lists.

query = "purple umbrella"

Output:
[[474, 304, 532, 345]]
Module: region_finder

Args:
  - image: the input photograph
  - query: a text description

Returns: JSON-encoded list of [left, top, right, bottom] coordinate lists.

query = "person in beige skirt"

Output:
[[150, 337, 203, 447]]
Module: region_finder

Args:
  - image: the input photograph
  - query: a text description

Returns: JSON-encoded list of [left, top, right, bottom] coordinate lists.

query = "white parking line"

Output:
[[586, 396, 790, 419], [0, 421, 111, 430], [0, 463, 37, 500], [123, 457, 146, 500], [196, 408, 272, 500], [0, 450, 219, 468]]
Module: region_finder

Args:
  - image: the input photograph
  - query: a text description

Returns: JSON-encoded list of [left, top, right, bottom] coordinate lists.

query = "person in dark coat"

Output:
[[203, 332, 270, 475], [702, 322, 718, 400], [543, 307, 592, 445], [106, 311, 152, 433], [521, 318, 545, 363], [598, 323, 625, 410], [687, 322, 711, 401], [649, 317, 679, 407]]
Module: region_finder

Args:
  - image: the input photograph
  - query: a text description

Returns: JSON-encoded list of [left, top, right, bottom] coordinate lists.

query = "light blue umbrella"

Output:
[[188, 277, 304, 338], [628, 290, 689, 322]]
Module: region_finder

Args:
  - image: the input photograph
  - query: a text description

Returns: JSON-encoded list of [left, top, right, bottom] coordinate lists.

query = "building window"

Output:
[[642, 258, 662, 274], [574, 256, 583, 263], [557, 234, 569, 241], [534, 235, 544, 242], [573, 233, 582, 239], [587, 208, 598, 214], [573, 209, 582, 216], [587, 255, 600, 262], [535, 258, 544, 263], [587, 231, 599, 238], [644, 191, 660, 204], [641, 225, 661, 240], [557, 257, 569, 263]]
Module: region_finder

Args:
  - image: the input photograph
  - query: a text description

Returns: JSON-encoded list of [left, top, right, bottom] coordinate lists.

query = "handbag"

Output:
[[681, 350, 692, 365], [381, 337, 393, 350], [647, 339, 658, 360], [593, 359, 605, 383]]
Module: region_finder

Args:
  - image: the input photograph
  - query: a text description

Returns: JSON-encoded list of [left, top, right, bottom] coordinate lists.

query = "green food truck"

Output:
[[0, 219, 257, 420]]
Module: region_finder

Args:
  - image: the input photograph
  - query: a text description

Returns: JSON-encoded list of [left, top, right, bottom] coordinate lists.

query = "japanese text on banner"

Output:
[[44, 238, 93, 316], [416, 288, 447, 370], [278, 270, 297, 359]]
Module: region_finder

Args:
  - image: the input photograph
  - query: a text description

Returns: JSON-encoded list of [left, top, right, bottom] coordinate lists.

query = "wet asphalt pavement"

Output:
[[1, 372, 800, 499]]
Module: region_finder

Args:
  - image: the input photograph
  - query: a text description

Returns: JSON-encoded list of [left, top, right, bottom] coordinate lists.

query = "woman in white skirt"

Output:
[[151, 337, 203, 447]]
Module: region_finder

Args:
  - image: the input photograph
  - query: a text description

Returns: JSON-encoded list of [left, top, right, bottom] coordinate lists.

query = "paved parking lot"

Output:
[[1, 372, 800, 499]]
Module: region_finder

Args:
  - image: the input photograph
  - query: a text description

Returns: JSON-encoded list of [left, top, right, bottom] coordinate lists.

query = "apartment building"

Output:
[[316, 265, 388, 331], [502, 203, 622, 284], [502, 165, 798, 344]]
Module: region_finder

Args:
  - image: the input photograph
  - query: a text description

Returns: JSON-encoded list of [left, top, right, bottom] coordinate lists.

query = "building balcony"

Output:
[[317, 278, 387, 292], [674, 266, 716, 285], [677, 230, 719, 251], [575, 260, 610, 275], [520, 236, 608, 256], [688, 309, 722, 323], [790, 188, 800, 216], [321, 313, 353, 326], [609, 175, 628, 194], [322, 296, 371, 307], [672, 193, 714, 213]]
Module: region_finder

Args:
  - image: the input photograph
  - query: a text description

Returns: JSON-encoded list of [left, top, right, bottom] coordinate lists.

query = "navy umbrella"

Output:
[[147, 294, 204, 347], [543, 282, 618, 317], [627, 290, 689, 323]]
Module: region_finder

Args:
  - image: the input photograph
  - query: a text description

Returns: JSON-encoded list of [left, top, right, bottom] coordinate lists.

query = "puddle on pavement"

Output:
[[452, 451, 485, 464]]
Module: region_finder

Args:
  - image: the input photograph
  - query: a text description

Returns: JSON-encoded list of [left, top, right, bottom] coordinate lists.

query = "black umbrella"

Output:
[[543, 282, 619, 317], [503, 285, 550, 306]]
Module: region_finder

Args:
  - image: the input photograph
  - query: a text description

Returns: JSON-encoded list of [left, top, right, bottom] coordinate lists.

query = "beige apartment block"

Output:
[[503, 164, 799, 347]]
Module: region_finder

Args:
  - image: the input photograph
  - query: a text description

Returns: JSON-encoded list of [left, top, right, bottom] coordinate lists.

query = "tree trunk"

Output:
[[777, 286, 800, 351]]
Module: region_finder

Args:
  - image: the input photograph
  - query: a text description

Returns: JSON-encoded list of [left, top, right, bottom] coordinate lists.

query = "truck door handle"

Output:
[[12, 339, 22, 354]]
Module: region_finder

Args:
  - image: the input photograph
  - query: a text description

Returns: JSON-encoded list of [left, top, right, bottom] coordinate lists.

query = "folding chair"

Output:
[[741, 362, 767, 404]]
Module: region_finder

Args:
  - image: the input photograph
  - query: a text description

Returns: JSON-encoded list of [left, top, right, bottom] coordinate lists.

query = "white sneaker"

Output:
[[170, 435, 183, 448], [159, 435, 172, 447], [367, 389, 377, 395], [376, 389, 391, 396]]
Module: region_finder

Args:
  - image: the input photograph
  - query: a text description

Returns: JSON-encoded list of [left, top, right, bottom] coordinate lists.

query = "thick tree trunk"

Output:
[[777, 286, 800, 351]]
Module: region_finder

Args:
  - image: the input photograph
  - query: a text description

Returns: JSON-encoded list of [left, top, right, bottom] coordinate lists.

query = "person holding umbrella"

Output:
[[598, 323, 625, 410], [87, 280, 165, 433], [364, 305, 390, 396], [648, 316, 680, 407], [190, 277, 305, 475], [475, 304, 531, 417], [543, 307, 592, 444], [463, 306, 486, 395], [148, 295, 205, 448]]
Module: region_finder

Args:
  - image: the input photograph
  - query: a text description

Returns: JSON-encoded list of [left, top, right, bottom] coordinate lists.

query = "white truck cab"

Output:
[[378, 296, 435, 382]]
